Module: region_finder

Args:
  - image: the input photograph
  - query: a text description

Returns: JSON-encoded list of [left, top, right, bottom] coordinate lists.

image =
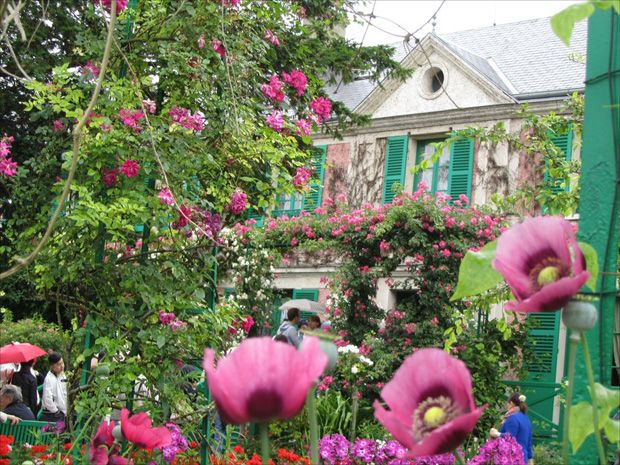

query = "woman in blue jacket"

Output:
[[490, 392, 534, 464]]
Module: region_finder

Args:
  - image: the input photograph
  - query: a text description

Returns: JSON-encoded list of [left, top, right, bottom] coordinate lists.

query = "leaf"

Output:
[[589, 382, 620, 414], [578, 242, 599, 290], [604, 418, 620, 444], [193, 288, 206, 301], [551, 3, 595, 46], [569, 401, 595, 452], [156, 335, 166, 348], [451, 240, 503, 301]]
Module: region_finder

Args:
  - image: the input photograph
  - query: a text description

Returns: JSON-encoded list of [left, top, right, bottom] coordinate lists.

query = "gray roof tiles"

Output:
[[327, 16, 587, 110]]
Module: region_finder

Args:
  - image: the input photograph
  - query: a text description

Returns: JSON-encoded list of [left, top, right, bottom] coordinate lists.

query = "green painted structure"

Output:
[[572, 7, 620, 464]]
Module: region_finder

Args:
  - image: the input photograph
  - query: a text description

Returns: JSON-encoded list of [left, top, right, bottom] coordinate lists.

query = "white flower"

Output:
[[359, 355, 373, 366], [338, 344, 360, 354], [351, 365, 360, 374]]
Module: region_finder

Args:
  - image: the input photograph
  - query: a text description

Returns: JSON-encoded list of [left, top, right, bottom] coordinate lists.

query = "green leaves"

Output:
[[578, 241, 599, 290], [569, 383, 620, 452], [451, 240, 503, 301], [551, 3, 595, 46]]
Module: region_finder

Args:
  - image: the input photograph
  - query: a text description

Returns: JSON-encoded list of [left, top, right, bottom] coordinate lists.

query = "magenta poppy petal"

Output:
[[203, 337, 326, 424], [492, 259, 532, 300], [562, 220, 586, 275], [373, 400, 415, 449], [204, 349, 249, 424], [88, 445, 110, 465], [120, 408, 172, 450], [281, 337, 327, 418], [379, 349, 475, 420], [404, 408, 485, 457], [506, 271, 590, 312]]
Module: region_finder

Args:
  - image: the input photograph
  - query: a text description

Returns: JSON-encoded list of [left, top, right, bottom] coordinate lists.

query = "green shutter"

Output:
[[525, 312, 561, 382], [302, 146, 327, 211], [447, 137, 474, 203], [292, 289, 319, 321], [546, 131, 573, 194], [246, 209, 264, 227], [382, 135, 408, 205]]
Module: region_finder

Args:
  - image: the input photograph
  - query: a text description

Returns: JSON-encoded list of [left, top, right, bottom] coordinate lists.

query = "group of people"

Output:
[[275, 307, 323, 347], [0, 352, 68, 425]]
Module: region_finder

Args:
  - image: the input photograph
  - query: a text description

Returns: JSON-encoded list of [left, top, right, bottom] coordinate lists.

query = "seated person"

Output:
[[0, 384, 35, 420]]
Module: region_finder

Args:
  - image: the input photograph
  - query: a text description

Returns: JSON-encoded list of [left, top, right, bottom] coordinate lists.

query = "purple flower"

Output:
[[467, 435, 525, 465]]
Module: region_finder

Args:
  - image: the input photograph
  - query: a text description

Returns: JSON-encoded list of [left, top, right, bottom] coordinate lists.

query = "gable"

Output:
[[364, 37, 513, 119]]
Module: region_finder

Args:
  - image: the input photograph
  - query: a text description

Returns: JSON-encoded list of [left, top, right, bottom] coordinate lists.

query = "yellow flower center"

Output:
[[537, 265, 560, 286], [423, 406, 447, 428]]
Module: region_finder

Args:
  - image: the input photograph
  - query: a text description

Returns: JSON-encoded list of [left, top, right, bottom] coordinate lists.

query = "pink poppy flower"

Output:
[[492, 216, 590, 312], [374, 348, 484, 457], [120, 159, 140, 178], [120, 408, 172, 450], [203, 336, 327, 424], [89, 420, 115, 465]]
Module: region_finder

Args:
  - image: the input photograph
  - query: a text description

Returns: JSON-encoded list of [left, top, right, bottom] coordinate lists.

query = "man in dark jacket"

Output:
[[0, 384, 35, 420], [11, 359, 39, 416]]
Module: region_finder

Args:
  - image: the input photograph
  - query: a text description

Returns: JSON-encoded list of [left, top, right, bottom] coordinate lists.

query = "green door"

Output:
[[292, 289, 319, 321]]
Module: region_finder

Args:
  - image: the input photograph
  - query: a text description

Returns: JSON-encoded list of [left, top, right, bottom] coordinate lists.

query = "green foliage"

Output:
[[451, 240, 502, 301], [579, 241, 600, 290], [533, 443, 564, 465], [569, 383, 620, 453], [551, 3, 595, 45]]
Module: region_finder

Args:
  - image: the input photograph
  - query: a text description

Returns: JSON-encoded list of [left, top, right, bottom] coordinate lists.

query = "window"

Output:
[[413, 137, 474, 202], [382, 135, 409, 205], [272, 193, 303, 217], [414, 139, 450, 194]]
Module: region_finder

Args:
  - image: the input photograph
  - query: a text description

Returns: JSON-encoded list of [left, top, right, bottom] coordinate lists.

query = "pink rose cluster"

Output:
[[293, 167, 312, 187], [261, 70, 307, 101], [266, 110, 284, 132], [211, 39, 226, 58], [101, 159, 140, 187], [310, 96, 332, 121], [168, 106, 204, 132], [96, 0, 128, 12], [170, 204, 222, 240], [221, 0, 240, 7], [282, 70, 308, 96], [119, 108, 144, 132], [159, 310, 187, 331], [0, 134, 17, 177], [81, 60, 100, 78], [264, 29, 280, 46], [228, 188, 248, 215]]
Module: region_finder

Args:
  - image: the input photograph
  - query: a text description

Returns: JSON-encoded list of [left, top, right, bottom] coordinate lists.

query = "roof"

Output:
[[327, 16, 587, 110]]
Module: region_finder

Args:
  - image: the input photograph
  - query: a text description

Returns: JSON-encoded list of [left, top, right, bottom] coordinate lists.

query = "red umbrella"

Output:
[[0, 343, 47, 364]]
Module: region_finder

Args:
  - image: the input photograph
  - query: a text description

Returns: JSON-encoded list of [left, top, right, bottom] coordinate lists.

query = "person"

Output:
[[490, 392, 533, 465], [307, 315, 321, 330], [277, 307, 302, 348], [0, 410, 21, 425], [0, 384, 35, 420], [273, 334, 289, 343], [11, 358, 40, 416], [41, 352, 67, 422]]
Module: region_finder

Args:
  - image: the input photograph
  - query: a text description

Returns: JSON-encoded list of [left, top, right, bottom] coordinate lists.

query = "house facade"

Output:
[[226, 18, 593, 440]]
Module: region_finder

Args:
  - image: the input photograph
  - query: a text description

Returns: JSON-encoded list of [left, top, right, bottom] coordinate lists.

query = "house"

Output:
[[225, 17, 593, 440]]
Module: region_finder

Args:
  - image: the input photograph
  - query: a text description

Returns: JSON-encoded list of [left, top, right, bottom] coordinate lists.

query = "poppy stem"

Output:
[[562, 332, 579, 465], [580, 332, 607, 465], [259, 421, 271, 465], [453, 449, 466, 465], [306, 385, 319, 465]]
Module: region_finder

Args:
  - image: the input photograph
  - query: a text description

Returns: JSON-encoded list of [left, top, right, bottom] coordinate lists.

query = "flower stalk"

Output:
[[306, 386, 319, 465], [580, 332, 607, 465], [259, 422, 271, 465], [562, 331, 579, 464], [453, 450, 466, 465]]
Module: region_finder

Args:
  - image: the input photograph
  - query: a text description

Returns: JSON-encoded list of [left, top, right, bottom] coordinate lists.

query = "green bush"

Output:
[[0, 314, 71, 373], [533, 443, 563, 465]]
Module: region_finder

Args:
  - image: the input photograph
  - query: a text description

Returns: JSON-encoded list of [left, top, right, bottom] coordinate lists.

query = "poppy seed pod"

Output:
[[562, 300, 598, 332]]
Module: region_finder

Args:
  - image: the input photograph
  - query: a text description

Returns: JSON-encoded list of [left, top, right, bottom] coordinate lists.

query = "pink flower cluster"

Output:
[[142, 98, 156, 114], [101, 159, 140, 187], [310, 96, 332, 121], [53, 119, 66, 132], [159, 310, 187, 331], [282, 70, 308, 96], [119, 108, 144, 131], [96, 0, 128, 12], [212, 39, 226, 58], [159, 187, 174, 206], [0, 134, 17, 177], [168, 106, 204, 132], [228, 188, 248, 215], [81, 60, 100, 78], [264, 29, 280, 46], [293, 167, 312, 187], [221, 0, 240, 7], [295, 118, 312, 136], [261, 74, 285, 102], [266, 110, 284, 132]]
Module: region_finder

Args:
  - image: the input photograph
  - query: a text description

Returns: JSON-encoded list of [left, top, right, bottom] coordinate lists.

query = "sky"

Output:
[[346, 0, 576, 45]]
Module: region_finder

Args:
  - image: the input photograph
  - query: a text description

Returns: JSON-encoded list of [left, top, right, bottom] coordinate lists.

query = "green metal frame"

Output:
[[570, 8, 620, 464], [0, 420, 57, 445]]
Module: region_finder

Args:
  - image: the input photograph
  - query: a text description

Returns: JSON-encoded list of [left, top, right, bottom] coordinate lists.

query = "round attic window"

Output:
[[418, 65, 448, 99]]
